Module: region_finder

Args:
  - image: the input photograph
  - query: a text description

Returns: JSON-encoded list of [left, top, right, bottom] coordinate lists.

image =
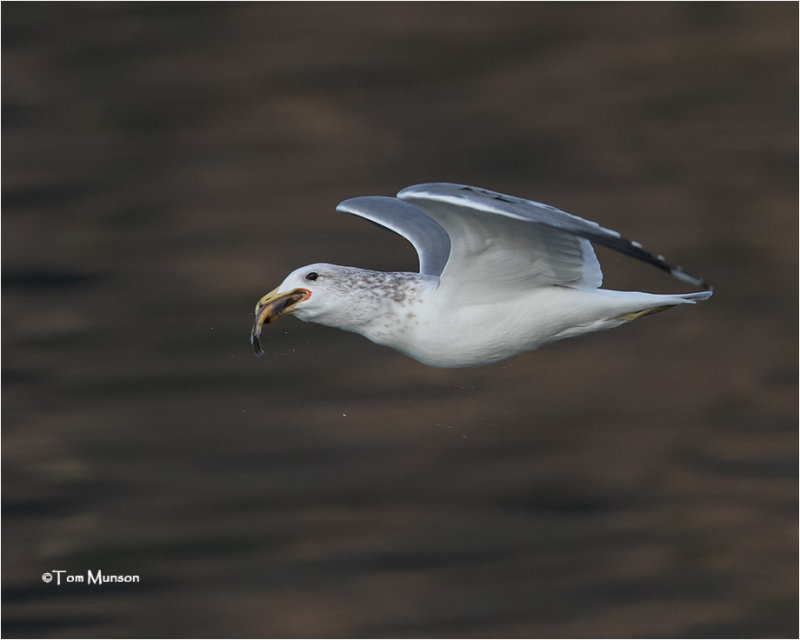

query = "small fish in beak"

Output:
[[250, 287, 310, 356]]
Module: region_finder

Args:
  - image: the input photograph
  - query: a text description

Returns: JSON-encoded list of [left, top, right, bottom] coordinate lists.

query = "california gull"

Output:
[[250, 183, 712, 368]]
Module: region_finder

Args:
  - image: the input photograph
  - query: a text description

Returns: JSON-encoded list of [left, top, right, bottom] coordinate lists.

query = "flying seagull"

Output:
[[251, 183, 712, 368]]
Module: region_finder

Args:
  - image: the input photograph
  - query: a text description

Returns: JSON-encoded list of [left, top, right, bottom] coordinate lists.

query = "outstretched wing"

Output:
[[387, 184, 604, 294], [336, 196, 450, 277], [338, 191, 602, 292], [398, 183, 710, 291]]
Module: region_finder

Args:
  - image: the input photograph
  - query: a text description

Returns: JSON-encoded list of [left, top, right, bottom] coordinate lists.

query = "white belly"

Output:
[[379, 287, 673, 368]]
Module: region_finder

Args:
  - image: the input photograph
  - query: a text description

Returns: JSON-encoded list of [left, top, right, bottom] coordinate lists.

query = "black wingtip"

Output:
[[669, 265, 713, 292], [671, 268, 703, 288]]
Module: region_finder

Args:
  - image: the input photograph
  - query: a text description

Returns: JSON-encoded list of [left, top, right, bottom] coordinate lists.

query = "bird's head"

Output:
[[250, 263, 355, 356]]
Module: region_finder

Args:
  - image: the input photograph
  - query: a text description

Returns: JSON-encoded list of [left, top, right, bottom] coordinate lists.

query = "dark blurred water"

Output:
[[3, 3, 797, 638]]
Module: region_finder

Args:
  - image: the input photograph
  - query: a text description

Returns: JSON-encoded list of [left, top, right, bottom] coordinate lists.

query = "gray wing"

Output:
[[398, 183, 711, 290], [336, 196, 450, 277], [389, 185, 605, 293], [338, 191, 602, 293]]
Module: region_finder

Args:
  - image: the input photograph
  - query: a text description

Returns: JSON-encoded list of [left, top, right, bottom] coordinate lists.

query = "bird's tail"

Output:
[[677, 289, 714, 302], [613, 288, 712, 322]]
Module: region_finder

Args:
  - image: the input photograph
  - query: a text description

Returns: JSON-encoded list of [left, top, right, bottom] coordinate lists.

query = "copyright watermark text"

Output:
[[42, 570, 140, 586]]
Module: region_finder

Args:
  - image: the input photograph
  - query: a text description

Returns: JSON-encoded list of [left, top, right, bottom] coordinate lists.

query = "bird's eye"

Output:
[[305, 272, 318, 281]]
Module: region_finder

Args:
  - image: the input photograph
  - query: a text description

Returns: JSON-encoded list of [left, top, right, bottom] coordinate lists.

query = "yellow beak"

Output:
[[250, 287, 310, 356]]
